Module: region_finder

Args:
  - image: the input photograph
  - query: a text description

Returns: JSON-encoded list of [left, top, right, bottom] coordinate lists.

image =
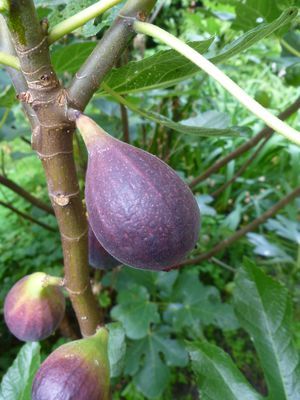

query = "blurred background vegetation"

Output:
[[0, 0, 299, 399]]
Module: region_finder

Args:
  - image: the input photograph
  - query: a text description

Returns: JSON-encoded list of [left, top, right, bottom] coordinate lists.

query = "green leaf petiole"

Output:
[[0, 51, 20, 70], [48, 0, 123, 44], [133, 20, 300, 146]]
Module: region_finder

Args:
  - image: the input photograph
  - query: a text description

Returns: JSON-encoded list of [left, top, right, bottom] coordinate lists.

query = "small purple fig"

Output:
[[4, 272, 65, 342], [32, 327, 110, 400], [89, 225, 120, 270], [76, 114, 200, 271]]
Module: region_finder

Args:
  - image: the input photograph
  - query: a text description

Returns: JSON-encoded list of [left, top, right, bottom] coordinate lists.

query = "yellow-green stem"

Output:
[[133, 21, 300, 146], [44, 275, 64, 287], [0, 51, 20, 70], [48, 0, 123, 44]]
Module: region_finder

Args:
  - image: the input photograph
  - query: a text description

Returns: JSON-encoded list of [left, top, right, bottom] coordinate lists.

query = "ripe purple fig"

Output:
[[4, 272, 65, 342], [32, 327, 110, 400], [89, 225, 120, 270], [76, 114, 200, 271]]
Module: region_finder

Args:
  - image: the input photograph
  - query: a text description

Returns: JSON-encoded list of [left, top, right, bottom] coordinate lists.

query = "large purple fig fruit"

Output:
[[4, 272, 65, 342], [76, 114, 200, 271], [32, 327, 110, 400], [89, 225, 120, 270]]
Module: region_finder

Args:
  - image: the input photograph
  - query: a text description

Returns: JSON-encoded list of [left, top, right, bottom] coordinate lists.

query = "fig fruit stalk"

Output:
[[76, 113, 200, 270], [32, 327, 110, 400], [4, 272, 65, 342]]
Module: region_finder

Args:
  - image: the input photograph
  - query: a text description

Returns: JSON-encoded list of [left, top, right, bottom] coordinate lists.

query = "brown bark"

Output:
[[6, 0, 100, 336], [5, 0, 157, 337], [68, 0, 157, 110]]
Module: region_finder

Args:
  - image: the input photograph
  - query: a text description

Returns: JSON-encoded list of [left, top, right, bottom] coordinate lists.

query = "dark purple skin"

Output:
[[88, 225, 120, 270], [4, 275, 65, 342], [32, 338, 110, 400], [85, 131, 201, 271]]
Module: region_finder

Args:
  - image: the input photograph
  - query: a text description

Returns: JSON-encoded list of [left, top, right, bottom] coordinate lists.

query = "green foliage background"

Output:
[[0, 0, 300, 399]]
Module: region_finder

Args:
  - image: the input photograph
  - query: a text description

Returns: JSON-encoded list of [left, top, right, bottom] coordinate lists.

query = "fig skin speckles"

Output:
[[32, 328, 110, 400], [4, 273, 65, 342], [88, 225, 120, 270], [76, 114, 201, 271]]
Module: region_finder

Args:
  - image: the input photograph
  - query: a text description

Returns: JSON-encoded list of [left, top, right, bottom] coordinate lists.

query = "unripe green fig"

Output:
[[76, 114, 200, 271], [89, 225, 120, 270], [32, 327, 110, 400], [4, 272, 65, 342]]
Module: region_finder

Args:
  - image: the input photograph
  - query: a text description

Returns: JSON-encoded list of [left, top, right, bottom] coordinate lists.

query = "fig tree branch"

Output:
[[211, 136, 270, 198], [48, 0, 123, 44], [5, 0, 51, 81], [5, 0, 101, 336], [0, 200, 56, 232], [189, 96, 300, 189], [0, 15, 37, 128], [0, 174, 54, 215], [174, 186, 300, 268], [133, 21, 300, 145], [68, 0, 157, 111]]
